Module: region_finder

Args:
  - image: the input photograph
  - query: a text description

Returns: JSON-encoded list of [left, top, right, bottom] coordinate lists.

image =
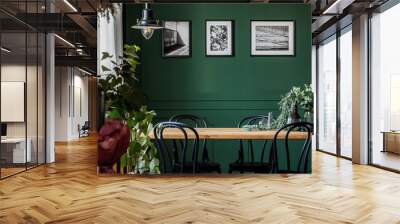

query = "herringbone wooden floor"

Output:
[[1, 135, 400, 224]]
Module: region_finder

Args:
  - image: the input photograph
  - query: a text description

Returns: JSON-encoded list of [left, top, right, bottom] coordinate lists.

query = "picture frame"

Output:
[[250, 20, 295, 56], [205, 20, 234, 57], [162, 20, 192, 58]]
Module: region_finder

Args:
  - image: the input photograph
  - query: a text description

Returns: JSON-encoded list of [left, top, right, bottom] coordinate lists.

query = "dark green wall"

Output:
[[125, 3, 312, 172]]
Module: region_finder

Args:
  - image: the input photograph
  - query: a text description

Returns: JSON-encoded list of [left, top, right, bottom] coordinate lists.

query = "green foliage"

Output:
[[273, 84, 314, 128], [99, 44, 159, 174], [98, 44, 146, 120], [120, 106, 159, 174]]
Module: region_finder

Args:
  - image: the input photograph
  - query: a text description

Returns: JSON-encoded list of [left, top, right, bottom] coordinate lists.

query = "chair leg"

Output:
[[228, 168, 233, 174], [217, 167, 221, 174]]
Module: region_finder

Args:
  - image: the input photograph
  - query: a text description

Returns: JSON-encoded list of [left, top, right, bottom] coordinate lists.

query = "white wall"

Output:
[[55, 67, 89, 141], [72, 73, 89, 138], [55, 67, 69, 141]]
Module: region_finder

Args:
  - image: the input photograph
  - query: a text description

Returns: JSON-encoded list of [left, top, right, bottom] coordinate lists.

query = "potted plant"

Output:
[[273, 84, 314, 129], [98, 44, 159, 174]]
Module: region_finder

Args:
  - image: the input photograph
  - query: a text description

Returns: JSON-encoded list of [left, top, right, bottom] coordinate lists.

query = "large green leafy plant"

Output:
[[273, 84, 313, 128], [121, 107, 159, 174], [99, 44, 159, 174]]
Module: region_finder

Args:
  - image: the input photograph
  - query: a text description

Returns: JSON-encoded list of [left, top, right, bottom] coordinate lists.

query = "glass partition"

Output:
[[1, 31, 28, 178], [0, 1, 46, 179]]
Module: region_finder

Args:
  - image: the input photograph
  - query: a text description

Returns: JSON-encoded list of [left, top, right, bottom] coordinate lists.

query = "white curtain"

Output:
[[97, 4, 123, 78]]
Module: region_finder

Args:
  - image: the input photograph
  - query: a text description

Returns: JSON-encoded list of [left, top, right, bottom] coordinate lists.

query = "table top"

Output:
[[381, 131, 400, 134], [148, 128, 308, 140], [1, 138, 28, 143]]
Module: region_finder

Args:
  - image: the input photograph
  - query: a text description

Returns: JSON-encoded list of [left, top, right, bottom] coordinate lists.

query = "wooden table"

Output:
[[149, 128, 308, 140]]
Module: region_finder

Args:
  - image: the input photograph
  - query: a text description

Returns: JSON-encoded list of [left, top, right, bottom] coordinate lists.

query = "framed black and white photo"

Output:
[[251, 21, 295, 56], [205, 20, 234, 56], [162, 21, 191, 58]]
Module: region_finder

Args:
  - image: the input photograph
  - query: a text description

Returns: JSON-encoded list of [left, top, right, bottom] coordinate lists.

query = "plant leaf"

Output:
[[101, 52, 113, 60], [101, 65, 111, 72]]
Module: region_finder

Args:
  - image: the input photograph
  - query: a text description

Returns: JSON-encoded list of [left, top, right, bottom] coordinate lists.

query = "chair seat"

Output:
[[177, 161, 221, 173], [198, 161, 221, 173], [229, 162, 272, 173]]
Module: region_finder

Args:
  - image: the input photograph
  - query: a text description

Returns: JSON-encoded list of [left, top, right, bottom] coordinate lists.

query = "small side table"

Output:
[[382, 131, 400, 154]]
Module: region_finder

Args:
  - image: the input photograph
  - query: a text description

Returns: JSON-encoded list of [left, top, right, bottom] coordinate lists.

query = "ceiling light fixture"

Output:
[[1, 47, 11, 53], [63, 0, 78, 12], [54, 34, 75, 48], [76, 48, 84, 55], [131, 3, 163, 40]]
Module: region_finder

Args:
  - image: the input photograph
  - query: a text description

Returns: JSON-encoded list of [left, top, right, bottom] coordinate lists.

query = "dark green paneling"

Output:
[[124, 3, 312, 172]]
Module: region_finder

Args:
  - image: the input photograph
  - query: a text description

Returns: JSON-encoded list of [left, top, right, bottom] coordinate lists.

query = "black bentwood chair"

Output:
[[229, 115, 272, 174], [153, 121, 220, 174], [154, 122, 199, 174], [269, 122, 313, 173], [170, 114, 221, 173]]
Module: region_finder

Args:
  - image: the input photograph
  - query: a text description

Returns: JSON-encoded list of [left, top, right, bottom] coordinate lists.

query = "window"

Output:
[[370, 3, 400, 171], [318, 35, 337, 154], [339, 27, 352, 158]]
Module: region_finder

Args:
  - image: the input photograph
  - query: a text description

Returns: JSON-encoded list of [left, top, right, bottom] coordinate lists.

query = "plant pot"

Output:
[[287, 104, 301, 124], [98, 119, 131, 168]]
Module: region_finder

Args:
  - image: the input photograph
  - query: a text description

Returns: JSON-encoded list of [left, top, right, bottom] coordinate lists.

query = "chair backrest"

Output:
[[237, 115, 269, 128], [237, 115, 270, 164], [153, 121, 200, 174], [169, 114, 208, 128], [170, 114, 209, 162], [82, 121, 90, 129], [269, 122, 313, 173]]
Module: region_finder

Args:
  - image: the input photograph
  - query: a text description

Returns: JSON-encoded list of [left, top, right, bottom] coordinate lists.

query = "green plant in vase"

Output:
[[99, 44, 159, 174], [273, 84, 314, 129], [300, 84, 314, 123]]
